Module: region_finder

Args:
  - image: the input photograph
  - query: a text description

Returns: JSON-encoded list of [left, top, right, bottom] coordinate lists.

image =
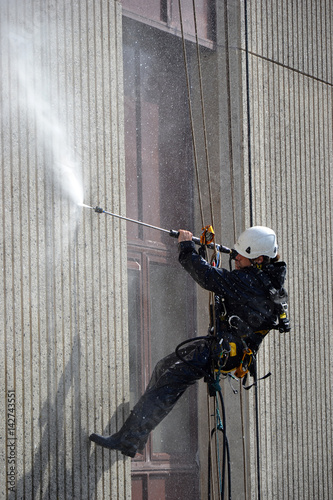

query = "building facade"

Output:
[[0, 1, 332, 499]]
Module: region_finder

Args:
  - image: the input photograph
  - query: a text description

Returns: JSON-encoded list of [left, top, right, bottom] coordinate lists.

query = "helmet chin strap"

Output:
[[250, 256, 264, 269]]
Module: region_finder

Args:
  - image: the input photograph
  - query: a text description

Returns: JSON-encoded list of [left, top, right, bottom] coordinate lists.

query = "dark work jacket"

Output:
[[179, 240, 288, 354]]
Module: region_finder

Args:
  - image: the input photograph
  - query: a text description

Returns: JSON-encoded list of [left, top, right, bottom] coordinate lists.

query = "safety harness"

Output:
[[209, 257, 290, 382]]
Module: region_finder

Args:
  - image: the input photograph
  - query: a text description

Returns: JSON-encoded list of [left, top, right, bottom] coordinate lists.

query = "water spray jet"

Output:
[[80, 203, 95, 210]]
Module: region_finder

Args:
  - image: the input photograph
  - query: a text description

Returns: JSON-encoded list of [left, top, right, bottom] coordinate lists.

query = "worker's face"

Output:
[[234, 253, 252, 269], [234, 254, 264, 270]]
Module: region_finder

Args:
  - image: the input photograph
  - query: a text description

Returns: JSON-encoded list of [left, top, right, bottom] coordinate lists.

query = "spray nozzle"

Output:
[[80, 203, 104, 213]]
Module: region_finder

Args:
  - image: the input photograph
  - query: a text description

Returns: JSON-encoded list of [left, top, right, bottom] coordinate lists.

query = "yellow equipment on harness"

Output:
[[200, 225, 215, 245], [233, 348, 253, 379], [216, 330, 270, 379], [216, 344, 253, 379]]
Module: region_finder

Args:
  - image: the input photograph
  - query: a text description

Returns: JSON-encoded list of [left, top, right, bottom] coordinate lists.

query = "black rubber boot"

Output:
[[89, 409, 148, 458], [89, 430, 138, 458]]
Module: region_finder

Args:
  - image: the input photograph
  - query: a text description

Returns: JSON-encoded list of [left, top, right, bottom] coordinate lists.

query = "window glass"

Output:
[[149, 262, 193, 454], [128, 267, 142, 407]]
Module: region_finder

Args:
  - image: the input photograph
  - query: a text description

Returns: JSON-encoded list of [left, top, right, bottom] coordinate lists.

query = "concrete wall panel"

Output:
[[0, 1, 130, 499], [241, 1, 333, 498]]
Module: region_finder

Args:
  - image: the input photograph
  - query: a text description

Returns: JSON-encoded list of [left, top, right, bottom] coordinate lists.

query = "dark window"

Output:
[[123, 16, 200, 500]]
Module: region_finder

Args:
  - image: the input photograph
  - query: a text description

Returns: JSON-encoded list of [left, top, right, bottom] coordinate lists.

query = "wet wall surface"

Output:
[[0, 1, 131, 498]]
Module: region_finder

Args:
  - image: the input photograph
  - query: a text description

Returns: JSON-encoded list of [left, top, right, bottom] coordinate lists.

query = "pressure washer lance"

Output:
[[81, 204, 234, 255]]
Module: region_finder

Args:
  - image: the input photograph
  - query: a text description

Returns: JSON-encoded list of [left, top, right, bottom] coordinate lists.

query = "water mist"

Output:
[[6, 27, 85, 233]]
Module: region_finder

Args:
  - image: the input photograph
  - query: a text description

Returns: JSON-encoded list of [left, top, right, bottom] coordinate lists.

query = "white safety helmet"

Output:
[[234, 226, 278, 259]]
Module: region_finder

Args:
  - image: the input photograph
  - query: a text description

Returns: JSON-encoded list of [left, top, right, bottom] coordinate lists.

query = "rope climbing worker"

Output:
[[89, 225, 290, 458], [178, 226, 290, 376]]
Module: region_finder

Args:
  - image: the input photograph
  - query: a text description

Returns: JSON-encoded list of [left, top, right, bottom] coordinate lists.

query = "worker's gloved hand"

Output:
[[279, 316, 291, 333], [178, 229, 193, 242]]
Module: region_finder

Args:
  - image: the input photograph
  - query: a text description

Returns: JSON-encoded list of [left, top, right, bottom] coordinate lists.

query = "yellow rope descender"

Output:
[[200, 225, 219, 267], [233, 348, 253, 379], [200, 225, 215, 245]]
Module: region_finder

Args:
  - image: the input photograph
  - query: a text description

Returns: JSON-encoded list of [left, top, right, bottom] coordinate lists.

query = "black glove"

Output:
[[279, 315, 291, 333]]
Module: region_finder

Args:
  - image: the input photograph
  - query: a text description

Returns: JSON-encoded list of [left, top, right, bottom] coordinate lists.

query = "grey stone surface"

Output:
[[1, 1, 332, 499], [0, 1, 130, 498], [240, 1, 333, 499]]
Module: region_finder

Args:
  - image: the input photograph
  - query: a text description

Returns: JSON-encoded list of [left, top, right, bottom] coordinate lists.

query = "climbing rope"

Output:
[[175, 335, 232, 500], [239, 3, 259, 499], [191, 0, 215, 229], [178, 0, 204, 226], [177, 2, 262, 499], [244, 0, 254, 227], [177, 2, 231, 498], [239, 388, 249, 500], [252, 355, 261, 500], [177, 0, 215, 229]]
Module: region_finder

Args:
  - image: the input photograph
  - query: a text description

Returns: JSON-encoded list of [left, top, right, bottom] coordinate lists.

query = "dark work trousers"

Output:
[[120, 339, 212, 451]]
